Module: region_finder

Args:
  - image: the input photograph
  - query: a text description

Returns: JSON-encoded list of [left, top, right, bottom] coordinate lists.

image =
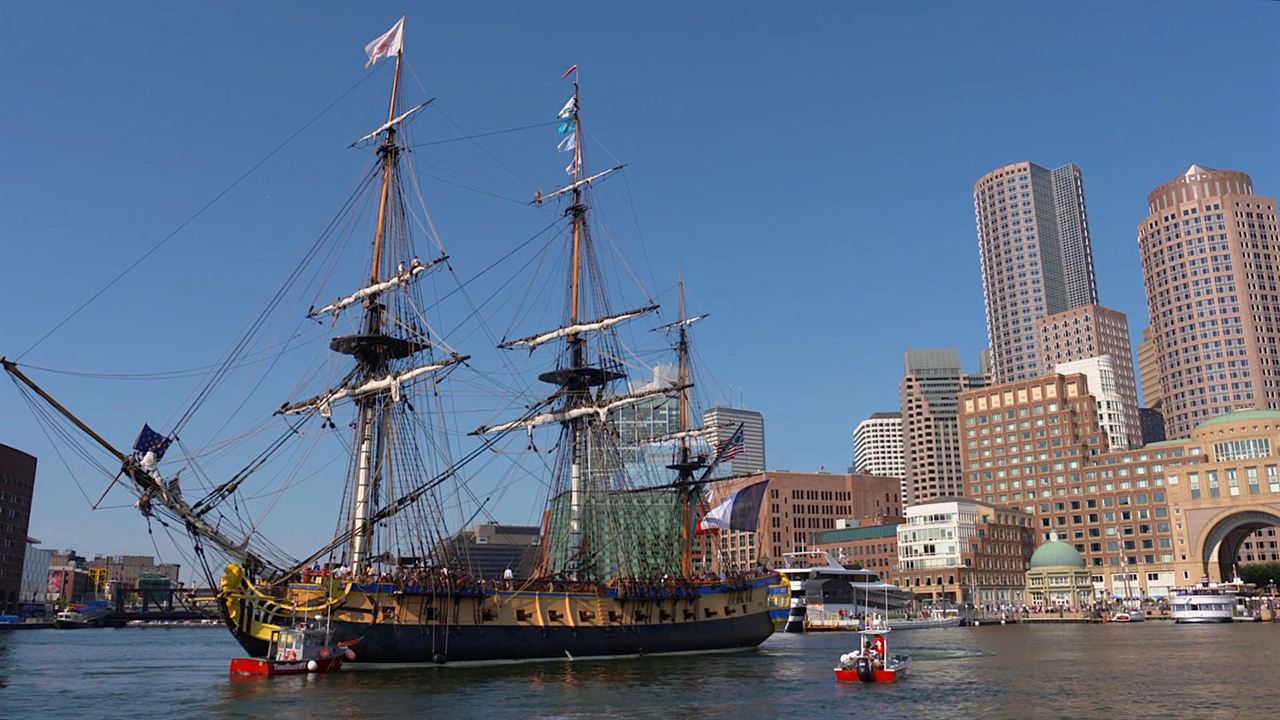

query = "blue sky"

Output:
[[2, 1, 1277, 564]]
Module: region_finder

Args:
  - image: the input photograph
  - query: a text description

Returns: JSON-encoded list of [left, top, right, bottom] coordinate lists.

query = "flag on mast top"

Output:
[[365, 16, 405, 67], [561, 63, 578, 80]]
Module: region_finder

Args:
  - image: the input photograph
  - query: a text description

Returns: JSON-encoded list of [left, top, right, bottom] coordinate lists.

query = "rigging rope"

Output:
[[16, 69, 381, 362]]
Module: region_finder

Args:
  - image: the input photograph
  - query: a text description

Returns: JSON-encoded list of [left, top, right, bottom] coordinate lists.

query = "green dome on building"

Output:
[[1194, 408, 1280, 431], [1029, 540, 1085, 569]]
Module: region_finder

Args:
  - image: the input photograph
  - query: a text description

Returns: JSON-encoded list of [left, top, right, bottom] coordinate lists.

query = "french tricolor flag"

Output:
[[699, 481, 768, 533]]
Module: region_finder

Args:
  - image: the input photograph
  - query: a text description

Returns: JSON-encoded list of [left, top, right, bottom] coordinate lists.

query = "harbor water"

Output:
[[2, 623, 1277, 718]]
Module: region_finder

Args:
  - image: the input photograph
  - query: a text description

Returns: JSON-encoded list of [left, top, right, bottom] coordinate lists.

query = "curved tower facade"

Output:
[[1138, 165, 1280, 438]]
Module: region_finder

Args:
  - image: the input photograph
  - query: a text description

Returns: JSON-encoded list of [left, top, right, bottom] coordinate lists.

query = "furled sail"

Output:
[[308, 255, 447, 319], [350, 99, 434, 146], [652, 313, 708, 332], [642, 428, 707, 446], [497, 304, 658, 350], [470, 382, 690, 435], [278, 354, 468, 417], [533, 164, 625, 205]]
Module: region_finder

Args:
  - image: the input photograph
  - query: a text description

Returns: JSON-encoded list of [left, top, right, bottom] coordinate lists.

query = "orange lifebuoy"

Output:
[[872, 635, 885, 656], [283, 648, 298, 661]]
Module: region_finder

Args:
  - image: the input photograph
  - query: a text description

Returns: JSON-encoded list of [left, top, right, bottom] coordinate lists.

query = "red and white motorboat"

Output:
[[833, 618, 910, 683], [230, 626, 355, 676]]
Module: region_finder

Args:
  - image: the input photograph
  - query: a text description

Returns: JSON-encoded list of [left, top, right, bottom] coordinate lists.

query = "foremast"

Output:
[[347, 43, 404, 571]]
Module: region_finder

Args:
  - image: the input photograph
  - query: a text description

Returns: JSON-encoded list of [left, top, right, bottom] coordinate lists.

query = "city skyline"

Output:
[[2, 3, 1277, 555]]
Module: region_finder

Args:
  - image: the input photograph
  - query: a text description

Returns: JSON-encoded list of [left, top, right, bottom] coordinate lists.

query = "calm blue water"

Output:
[[2, 623, 1277, 718]]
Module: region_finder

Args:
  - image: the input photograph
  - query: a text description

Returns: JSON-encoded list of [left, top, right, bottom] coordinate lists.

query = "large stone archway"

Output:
[[1197, 509, 1280, 581]]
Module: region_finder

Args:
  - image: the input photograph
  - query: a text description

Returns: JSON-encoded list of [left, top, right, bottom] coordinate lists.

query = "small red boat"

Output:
[[230, 626, 355, 676], [834, 619, 910, 683]]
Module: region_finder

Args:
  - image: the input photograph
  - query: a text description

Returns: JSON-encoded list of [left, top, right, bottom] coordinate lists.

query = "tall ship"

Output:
[[2, 18, 774, 664]]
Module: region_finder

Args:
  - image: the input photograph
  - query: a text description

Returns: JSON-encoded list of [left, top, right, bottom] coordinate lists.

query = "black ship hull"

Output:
[[231, 610, 773, 664]]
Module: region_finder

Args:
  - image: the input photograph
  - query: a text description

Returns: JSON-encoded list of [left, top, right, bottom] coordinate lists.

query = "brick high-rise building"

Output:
[[853, 412, 905, 502], [900, 349, 988, 506], [0, 444, 36, 615], [1138, 165, 1280, 439], [974, 162, 1099, 384], [1038, 304, 1141, 450], [958, 376, 1193, 597], [706, 470, 901, 569]]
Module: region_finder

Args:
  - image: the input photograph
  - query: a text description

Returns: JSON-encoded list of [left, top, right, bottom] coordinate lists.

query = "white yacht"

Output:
[[1170, 579, 1241, 623], [773, 551, 915, 632]]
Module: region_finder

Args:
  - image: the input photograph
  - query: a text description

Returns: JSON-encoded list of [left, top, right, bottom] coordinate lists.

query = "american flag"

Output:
[[715, 425, 745, 462]]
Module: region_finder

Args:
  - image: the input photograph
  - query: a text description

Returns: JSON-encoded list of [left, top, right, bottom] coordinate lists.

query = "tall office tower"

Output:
[[1038, 304, 1142, 450], [974, 162, 1099, 384], [1138, 165, 1280, 438], [1136, 326, 1163, 410], [853, 411, 906, 502], [703, 406, 766, 475], [899, 349, 988, 506]]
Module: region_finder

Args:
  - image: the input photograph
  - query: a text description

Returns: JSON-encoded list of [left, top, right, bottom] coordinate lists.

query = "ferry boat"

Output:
[[833, 616, 910, 683], [1170, 579, 1241, 623], [774, 551, 914, 632]]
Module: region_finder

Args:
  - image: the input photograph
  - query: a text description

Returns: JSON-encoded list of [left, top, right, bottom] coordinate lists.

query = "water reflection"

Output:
[[2, 625, 1277, 719]]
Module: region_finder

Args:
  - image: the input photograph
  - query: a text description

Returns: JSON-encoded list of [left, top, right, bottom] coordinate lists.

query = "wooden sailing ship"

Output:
[[2, 17, 774, 664]]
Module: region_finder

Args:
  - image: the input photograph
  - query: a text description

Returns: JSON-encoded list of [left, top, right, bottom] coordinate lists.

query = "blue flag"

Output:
[[133, 424, 172, 460]]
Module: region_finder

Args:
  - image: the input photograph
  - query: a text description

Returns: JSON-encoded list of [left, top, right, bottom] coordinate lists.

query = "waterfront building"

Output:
[[0, 444, 36, 615], [1161, 409, 1280, 585], [894, 498, 1033, 606], [86, 554, 180, 592], [900, 348, 988, 506], [1024, 537, 1095, 608], [959, 374, 1185, 598], [973, 161, 1098, 384], [46, 565, 93, 606], [1137, 326, 1162, 410], [707, 470, 902, 569], [1055, 355, 1140, 453], [853, 411, 905, 503], [703, 406, 765, 475], [20, 537, 52, 614], [1138, 165, 1280, 439], [1140, 407, 1167, 444], [1039, 304, 1141, 450], [434, 523, 542, 580], [810, 520, 900, 584]]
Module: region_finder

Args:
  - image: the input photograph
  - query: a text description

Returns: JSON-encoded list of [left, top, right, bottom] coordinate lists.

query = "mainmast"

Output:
[[480, 67, 667, 581], [565, 73, 588, 579]]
